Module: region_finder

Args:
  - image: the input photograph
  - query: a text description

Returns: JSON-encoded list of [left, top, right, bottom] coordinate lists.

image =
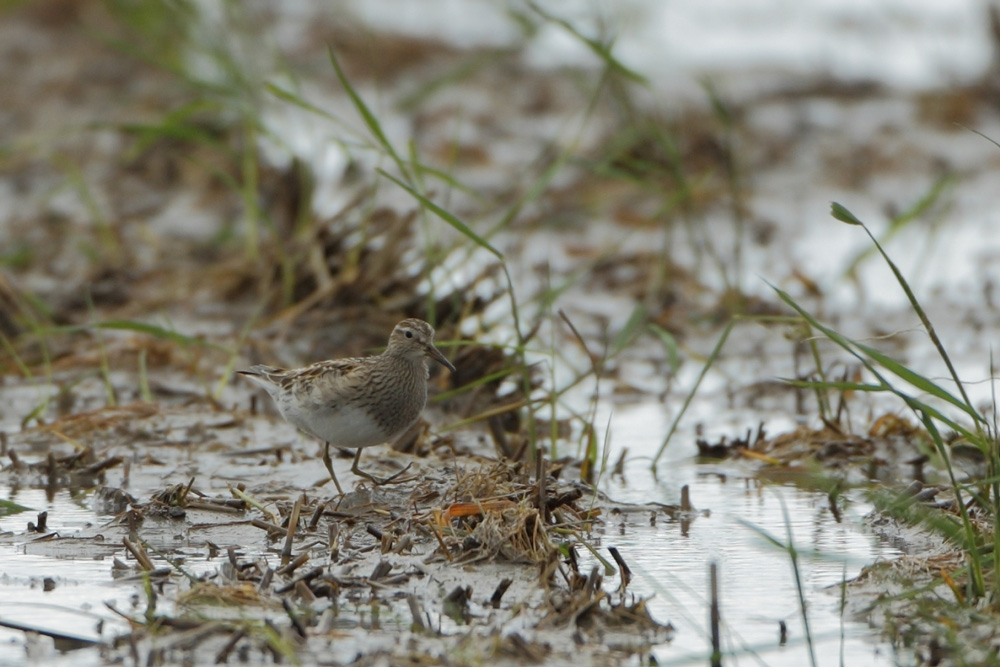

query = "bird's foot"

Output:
[[352, 460, 414, 486]]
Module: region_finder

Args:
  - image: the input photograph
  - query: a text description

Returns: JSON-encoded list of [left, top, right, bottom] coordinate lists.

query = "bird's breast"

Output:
[[276, 362, 428, 447]]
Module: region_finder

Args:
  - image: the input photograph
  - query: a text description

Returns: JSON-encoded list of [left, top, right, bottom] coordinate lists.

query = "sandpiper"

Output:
[[237, 319, 456, 494]]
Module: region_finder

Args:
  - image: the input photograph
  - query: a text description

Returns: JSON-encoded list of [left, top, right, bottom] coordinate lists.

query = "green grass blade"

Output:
[[896, 395, 980, 444], [0, 499, 34, 516], [649, 323, 681, 373], [782, 379, 886, 393], [830, 202, 863, 226], [413, 164, 484, 201], [378, 169, 503, 260], [917, 414, 985, 595], [840, 176, 953, 278], [653, 318, 735, 465], [831, 204, 979, 430], [265, 82, 349, 126], [328, 47, 410, 181], [771, 283, 983, 441], [434, 366, 514, 402], [528, 2, 647, 84], [94, 320, 227, 350], [870, 487, 969, 547], [398, 49, 504, 111], [609, 303, 646, 358], [0, 330, 32, 379], [769, 283, 857, 353], [853, 340, 982, 423]]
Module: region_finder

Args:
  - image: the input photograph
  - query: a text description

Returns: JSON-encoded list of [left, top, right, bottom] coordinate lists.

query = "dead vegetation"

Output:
[[7, 0, 1000, 664], [0, 391, 673, 664]]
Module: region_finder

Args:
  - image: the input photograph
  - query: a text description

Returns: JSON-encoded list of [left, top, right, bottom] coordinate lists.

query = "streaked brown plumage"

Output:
[[238, 319, 455, 493]]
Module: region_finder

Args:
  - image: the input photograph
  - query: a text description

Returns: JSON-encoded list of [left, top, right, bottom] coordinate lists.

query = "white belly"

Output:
[[278, 401, 412, 448]]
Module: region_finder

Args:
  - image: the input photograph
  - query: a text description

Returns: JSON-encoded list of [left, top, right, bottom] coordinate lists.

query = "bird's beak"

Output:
[[426, 343, 456, 373]]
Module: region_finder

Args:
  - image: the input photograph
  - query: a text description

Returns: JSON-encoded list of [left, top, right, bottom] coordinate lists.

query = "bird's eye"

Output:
[[405, 330, 413, 338]]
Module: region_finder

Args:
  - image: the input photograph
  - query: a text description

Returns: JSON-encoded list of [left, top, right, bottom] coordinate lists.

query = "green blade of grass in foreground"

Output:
[[609, 304, 647, 358], [852, 340, 984, 425], [378, 169, 503, 261], [781, 203, 993, 599], [266, 82, 483, 202], [328, 47, 411, 182], [831, 201, 979, 424], [265, 83, 348, 126], [830, 202, 864, 225], [736, 493, 818, 667], [649, 323, 681, 374], [527, 2, 648, 85], [840, 175, 953, 281], [771, 286, 982, 441], [652, 317, 736, 466]]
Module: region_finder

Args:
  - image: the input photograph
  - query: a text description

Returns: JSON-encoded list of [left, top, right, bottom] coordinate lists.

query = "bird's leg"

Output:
[[350, 447, 413, 486], [322, 442, 344, 495]]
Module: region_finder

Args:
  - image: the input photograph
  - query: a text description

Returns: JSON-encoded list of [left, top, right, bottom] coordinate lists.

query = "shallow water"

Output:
[[602, 463, 898, 666], [0, 455, 901, 666], [579, 400, 901, 666], [4, 0, 996, 663], [0, 489, 129, 666]]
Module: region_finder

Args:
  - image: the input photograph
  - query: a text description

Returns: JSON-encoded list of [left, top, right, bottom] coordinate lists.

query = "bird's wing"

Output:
[[282, 357, 372, 407]]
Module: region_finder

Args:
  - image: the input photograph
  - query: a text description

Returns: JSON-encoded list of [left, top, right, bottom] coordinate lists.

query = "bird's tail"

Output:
[[235, 366, 287, 394], [237, 364, 284, 378]]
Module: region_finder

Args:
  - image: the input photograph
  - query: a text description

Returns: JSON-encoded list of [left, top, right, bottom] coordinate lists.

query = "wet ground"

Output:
[[4, 1, 1000, 665]]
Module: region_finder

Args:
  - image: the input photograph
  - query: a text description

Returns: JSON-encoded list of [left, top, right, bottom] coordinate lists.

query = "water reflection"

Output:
[[591, 456, 899, 666]]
